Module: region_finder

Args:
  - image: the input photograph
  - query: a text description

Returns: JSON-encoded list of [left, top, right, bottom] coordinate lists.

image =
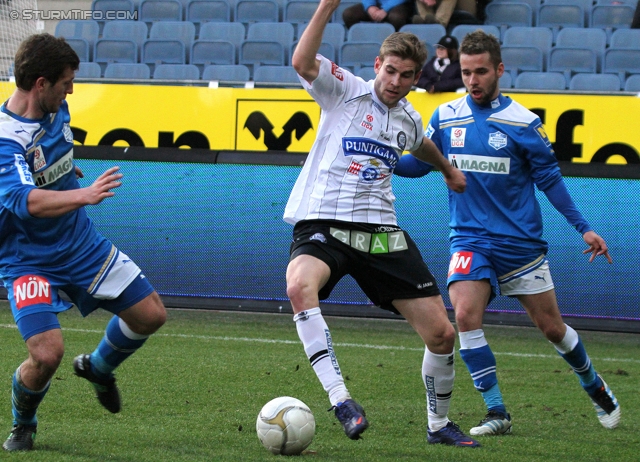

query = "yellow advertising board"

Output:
[[67, 83, 640, 164]]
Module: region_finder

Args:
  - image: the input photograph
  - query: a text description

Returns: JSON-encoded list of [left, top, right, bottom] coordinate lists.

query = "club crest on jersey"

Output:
[[342, 137, 398, 168], [62, 123, 74, 143], [397, 131, 407, 150], [448, 251, 473, 276], [451, 127, 466, 147], [488, 131, 508, 150], [33, 145, 46, 171], [13, 275, 52, 309]]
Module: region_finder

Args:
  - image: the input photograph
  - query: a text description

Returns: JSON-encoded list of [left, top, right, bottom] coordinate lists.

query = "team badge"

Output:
[[397, 131, 406, 150], [488, 131, 508, 150], [63, 123, 74, 143]]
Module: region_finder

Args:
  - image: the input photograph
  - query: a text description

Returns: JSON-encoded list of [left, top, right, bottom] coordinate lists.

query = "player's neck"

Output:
[[5, 89, 45, 120]]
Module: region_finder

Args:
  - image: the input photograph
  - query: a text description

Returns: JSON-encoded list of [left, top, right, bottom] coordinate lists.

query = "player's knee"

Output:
[[29, 345, 64, 376]]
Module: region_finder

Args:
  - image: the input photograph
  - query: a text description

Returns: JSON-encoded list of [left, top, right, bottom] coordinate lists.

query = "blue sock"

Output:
[[11, 368, 49, 426], [90, 316, 149, 380], [460, 344, 506, 414], [552, 325, 598, 393]]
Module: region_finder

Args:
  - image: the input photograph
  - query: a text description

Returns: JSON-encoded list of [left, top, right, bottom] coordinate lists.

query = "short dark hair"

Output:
[[379, 32, 429, 73], [459, 30, 502, 69], [14, 33, 80, 91]]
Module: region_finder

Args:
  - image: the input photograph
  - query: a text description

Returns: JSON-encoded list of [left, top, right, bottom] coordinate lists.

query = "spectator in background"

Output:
[[412, 0, 476, 28], [416, 34, 463, 92], [342, 0, 414, 31]]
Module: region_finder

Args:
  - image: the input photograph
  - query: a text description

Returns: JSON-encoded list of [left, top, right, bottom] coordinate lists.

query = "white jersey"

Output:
[[283, 55, 424, 225]]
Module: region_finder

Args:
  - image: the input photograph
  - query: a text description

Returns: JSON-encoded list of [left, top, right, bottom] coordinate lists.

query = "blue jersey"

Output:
[[422, 94, 589, 252], [0, 101, 111, 279]]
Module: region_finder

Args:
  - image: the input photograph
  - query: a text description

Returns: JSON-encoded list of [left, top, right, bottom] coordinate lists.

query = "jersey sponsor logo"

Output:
[[342, 137, 398, 168], [361, 120, 373, 131], [448, 251, 473, 276], [33, 145, 46, 171], [449, 154, 510, 174], [13, 275, 52, 309], [425, 123, 435, 139], [366, 114, 373, 123], [330, 62, 343, 81], [14, 154, 34, 185], [34, 149, 74, 188], [534, 122, 552, 148], [451, 127, 466, 147], [62, 123, 74, 143], [397, 131, 407, 150], [488, 131, 508, 150], [330, 227, 408, 253]]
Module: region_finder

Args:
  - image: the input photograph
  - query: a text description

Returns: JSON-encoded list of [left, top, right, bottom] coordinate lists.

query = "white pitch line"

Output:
[[1, 323, 638, 364]]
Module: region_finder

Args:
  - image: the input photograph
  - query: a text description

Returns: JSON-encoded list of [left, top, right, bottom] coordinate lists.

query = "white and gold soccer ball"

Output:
[[256, 396, 315, 455]]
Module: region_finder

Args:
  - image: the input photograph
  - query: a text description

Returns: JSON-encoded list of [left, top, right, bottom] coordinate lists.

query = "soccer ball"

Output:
[[256, 396, 315, 455]]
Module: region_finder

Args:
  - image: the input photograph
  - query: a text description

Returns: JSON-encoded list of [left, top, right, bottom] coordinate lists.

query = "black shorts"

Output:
[[290, 219, 440, 313]]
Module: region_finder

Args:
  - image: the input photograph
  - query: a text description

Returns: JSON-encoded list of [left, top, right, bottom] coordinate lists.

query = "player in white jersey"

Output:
[[395, 30, 619, 436], [284, 0, 481, 448], [0, 34, 166, 451]]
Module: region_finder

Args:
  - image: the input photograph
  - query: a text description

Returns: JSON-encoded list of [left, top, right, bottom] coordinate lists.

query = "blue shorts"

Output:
[[447, 237, 553, 301]]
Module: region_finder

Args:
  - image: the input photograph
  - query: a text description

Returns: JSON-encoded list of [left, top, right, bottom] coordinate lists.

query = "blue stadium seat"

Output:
[[191, 40, 235, 71], [569, 73, 622, 91], [149, 21, 196, 61], [590, 5, 635, 42], [451, 24, 501, 45], [490, 0, 541, 23], [75, 61, 102, 78], [90, 0, 135, 32], [198, 22, 245, 49], [332, 1, 359, 24], [55, 20, 100, 60], [339, 41, 381, 73], [247, 22, 294, 64], [239, 40, 286, 77], [346, 23, 395, 44], [253, 65, 300, 84], [202, 64, 251, 83], [499, 71, 512, 89], [555, 28, 607, 72], [142, 39, 186, 73], [153, 63, 200, 79], [541, 0, 592, 25], [537, 4, 585, 41], [102, 20, 148, 56], [297, 22, 345, 56], [514, 71, 566, 90], [548, 46, 597, 87], [399, 24, 446, 48], [501, 45, 544, 80], [94, 39, 138, 74], [104, 63, 151, 79], [356, 66, 376, 81], [186, 0, 231, 29], [610, 29, 640, 49], [234, 0, 279, 23], [624, 75, 640, 92], [65, 38, 91, 62], [139, 0, 183, 23], [284, 0, 318, 25], [502, 26, 553, 64], [484, 2, 533, 37], [603, 48, 640, 89], [291, 40, 336, 62]]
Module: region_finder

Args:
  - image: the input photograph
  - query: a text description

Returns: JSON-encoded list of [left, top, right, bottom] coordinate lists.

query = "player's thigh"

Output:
[[286, 253, 332, 294], [393, 296, 455, 353], [516, 290, 566, 342]]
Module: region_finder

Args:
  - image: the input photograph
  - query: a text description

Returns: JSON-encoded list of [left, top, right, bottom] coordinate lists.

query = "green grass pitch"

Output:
[[0, 303, 637, 461]]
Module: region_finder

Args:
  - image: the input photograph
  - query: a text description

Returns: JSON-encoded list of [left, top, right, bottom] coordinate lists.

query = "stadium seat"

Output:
[[55, 20, 100, 60], [284, 0, 318, 25], [569, 73, 621, 91], [537, 4, 585, 41], [399, 24, 446, 48], [65, 38, 91, 62], [94, 39, 138, 74], [139, 0, 183, 23], [191, 40, 236, 71], [339, 41, 381, 73], [186, 0, 231, 28], [247, 22, 294, 64], [75, 62, 102, 78], [332, 1, 359, 24], [253, 65, 300, 84], [514, 71, 566, 90], [198, 22, 245, 49], [610, 29, 640, 49], [149, 21, 196, 61], [451, 25, 500, 45], [142, 39, 186, 73], [297, 22, 345, 57], [590, 5, 635, 42], [548, 46, 597, 87], [502, 26, 553, 64], [555, 27, 607, 72], [202, 64, 251, 83], [90, 0, 135, 32], [541, 0, 592, 24], [356, 66, 376, 81], [346, 23, 395, 44], [624, 75, 640, 92], [499, 71, 512, 89], [239, 40, 286, 77], [102, 20, 148, 56], [484, 2, 533, 37], [501, 45, 544, 81], [603, 48, 640, 89], [104, 63, 151, 79], [490, 0, 541, 23], [153, 63, 200, 80], [234, 0, 279, 23], [292, 40, 336, 62]]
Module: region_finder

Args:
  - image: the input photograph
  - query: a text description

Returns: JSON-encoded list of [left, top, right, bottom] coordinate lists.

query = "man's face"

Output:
[[38, 66, 74, 115], [460, 51, 503, 106], [373, 54, 421, 109]]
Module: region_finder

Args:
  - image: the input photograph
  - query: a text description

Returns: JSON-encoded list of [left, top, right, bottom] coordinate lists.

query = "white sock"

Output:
[[294, 308, 350, 406], [423, 347, 455, 432]]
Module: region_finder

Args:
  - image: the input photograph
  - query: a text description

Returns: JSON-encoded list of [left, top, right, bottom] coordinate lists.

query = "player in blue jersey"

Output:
[[395, 30, 620, 436], [0, 34, 167, 451]]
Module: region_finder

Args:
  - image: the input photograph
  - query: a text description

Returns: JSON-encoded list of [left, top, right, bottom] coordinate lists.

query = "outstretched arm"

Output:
[[291, 0, 340, 83], [27, 166, 123, 218], [411, 137, 466, 192]]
